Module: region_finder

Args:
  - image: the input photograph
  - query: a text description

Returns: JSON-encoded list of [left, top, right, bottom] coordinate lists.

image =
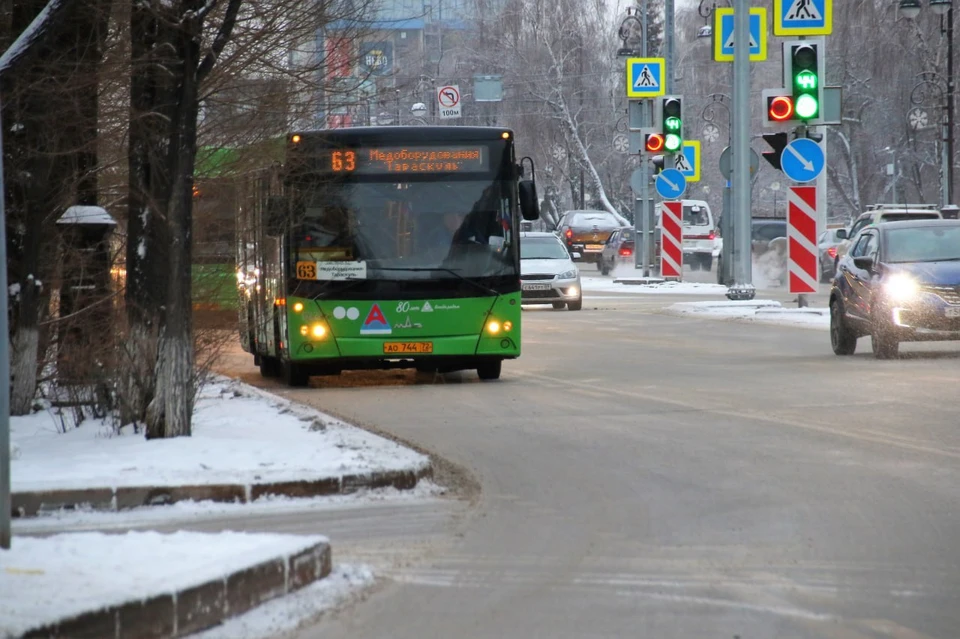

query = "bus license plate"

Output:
[[383, 341, 433, 354], [945, 307, 960, 318]]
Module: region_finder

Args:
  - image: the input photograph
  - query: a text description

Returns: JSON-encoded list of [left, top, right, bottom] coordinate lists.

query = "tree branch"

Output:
[[197, 0, 243, 81]]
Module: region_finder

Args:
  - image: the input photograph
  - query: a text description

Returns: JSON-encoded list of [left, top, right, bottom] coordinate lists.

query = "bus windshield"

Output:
[[289, 178, 517, 282]]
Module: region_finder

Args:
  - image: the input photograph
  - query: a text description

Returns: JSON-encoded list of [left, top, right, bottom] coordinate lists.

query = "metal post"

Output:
[[641, 0, 649, 276], [720, 181, 732, 284], [0, 94, 11, 549], [664, 0, 675, 93], [730, 0, 754, 298], [946, 6, 954, 207]]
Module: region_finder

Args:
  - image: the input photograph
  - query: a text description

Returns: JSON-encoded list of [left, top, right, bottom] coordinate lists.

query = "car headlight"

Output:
[[883, 273, 919, 303], [557, 269, 578, 280]]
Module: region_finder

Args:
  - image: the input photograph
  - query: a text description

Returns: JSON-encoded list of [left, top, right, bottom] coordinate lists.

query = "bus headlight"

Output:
[[486, 320, 501, 334], [503, 321, 513, 332], [311, 323, 327, 339], [292, 302, 304, 313], [299, 325, 309, 336]]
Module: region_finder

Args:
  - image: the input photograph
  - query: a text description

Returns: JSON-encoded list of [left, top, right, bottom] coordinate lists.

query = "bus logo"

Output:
[[360, 304, 392, 335]]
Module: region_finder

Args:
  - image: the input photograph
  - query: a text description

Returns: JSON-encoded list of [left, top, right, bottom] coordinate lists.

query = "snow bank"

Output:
[[0, 531, 326, 637], [10, 380, 429, 493], [667, 300, 830, 330]]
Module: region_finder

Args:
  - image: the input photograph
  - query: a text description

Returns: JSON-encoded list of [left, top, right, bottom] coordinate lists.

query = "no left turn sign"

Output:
[[437, 84, 462, 119]]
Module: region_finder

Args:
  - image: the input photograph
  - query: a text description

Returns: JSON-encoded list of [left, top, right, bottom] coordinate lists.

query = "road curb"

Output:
[[11, 465, 432, 518], [19, 539, 332, 639]]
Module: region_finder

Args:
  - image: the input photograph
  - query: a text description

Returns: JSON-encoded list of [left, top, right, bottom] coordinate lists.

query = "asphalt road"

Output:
[[31, 275, 960, 638], [203, 280, 960, 639]]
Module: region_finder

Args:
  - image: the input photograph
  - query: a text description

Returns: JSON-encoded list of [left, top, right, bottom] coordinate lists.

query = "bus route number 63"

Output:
[[296, 261, 317, 279]]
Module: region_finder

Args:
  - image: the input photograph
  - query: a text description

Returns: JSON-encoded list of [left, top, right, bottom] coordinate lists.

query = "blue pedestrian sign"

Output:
[[656, 168, 687, 200], [781, 138, 825, 183], [675, 141, 701, 182], [626, 57, 665, 98], [714, 8, 768, 63], [774, 0, 832, 36]]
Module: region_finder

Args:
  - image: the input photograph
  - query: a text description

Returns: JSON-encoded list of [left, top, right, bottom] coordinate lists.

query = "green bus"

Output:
[[236, 126, 541, 386]]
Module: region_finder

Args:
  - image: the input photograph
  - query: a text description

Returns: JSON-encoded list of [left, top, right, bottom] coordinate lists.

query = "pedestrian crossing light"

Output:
[[790, 43, 820, 121], [661, 97, 683, 153]]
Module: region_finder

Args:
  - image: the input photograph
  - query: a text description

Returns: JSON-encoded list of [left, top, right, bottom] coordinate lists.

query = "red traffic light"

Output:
[[768, 95, 794, 122], [644, 133, 665, 153]]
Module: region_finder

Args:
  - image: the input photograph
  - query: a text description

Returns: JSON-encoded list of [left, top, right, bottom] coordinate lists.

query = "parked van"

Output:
[[657, 199, 720, 271]]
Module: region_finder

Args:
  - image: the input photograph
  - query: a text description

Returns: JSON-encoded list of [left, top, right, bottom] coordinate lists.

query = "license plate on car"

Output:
[[945, 307, 960, 318], [523, 283, 550, 291], [585, 244, 604, 251], [383, 342, 433, 354]]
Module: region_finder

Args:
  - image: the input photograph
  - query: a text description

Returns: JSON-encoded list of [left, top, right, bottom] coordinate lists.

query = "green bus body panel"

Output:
[[285, 292, 522, 361]]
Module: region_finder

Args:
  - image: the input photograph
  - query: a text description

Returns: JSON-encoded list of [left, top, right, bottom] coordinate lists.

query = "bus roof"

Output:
[[289, 126, 515, 144]]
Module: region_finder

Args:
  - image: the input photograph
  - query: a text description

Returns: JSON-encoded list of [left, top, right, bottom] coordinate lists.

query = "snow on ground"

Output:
[[0, 531, 329, 637], [14, 481, 445, 534], [190, 564, 376, 639], [11, 379, 429, 493], [581, 276, 728, 295], [666, 300, 830, 330]]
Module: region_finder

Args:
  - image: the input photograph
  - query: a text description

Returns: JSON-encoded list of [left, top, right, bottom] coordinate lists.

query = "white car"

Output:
[[519, 231, 582, 310]]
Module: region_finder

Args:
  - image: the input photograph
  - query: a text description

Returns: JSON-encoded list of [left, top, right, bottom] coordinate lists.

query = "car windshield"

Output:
[[754, 223, 787, 242], [885, 226, 960, 263], [288, 179, 516, 280], [521, 237, 569, 259]]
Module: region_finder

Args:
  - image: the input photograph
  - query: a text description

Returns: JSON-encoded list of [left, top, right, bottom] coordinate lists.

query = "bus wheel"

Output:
[[476, 360, 502, 381], [259, 356, 279, 378], [283, 361, 310, 387]]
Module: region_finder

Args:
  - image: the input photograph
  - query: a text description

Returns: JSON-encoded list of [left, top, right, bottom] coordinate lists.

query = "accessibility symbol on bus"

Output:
[[361, 303, 392, 335]]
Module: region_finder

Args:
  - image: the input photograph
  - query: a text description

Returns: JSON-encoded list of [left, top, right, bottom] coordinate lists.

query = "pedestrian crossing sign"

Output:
[[676, 141, 700, 182], [714, 7, 768, 63], [774, 0, 831, 36], [626, 58, 665, 98]]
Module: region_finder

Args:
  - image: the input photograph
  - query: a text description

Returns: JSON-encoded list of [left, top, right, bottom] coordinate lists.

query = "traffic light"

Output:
[[767, 94, 794, 122], [661, 96, 683, 153], [762, 132, 789, 172], [789, 42, 820, 121], [644, 133, 665, 153]]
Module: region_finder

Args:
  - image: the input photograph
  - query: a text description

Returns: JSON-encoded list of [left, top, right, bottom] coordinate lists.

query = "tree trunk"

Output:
[[145, 2, 203, 438], [9, 326, 39, 415], [122, 0, 176, 426]]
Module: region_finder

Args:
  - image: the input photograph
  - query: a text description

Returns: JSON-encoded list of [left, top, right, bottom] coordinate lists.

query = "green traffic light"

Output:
[[665, 133, 682, 152], [795, 69, 817, 91], [795, 94, 819, 120], [664, 116, 682, 132]]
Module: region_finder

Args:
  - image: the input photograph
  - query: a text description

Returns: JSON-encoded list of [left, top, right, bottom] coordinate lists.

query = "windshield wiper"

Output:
[[374, 266, 500, 297]]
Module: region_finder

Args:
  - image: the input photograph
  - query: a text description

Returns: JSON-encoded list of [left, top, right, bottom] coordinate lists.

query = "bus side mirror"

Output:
[[519, 180, 540, 221], [265, 195, 287, 237]]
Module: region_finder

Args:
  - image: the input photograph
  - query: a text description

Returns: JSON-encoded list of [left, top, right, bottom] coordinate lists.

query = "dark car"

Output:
[[829, 219, 960, 359], [717, 218, 788, 285], [558, 210, 624, 264], [598, 228, 635, 275]]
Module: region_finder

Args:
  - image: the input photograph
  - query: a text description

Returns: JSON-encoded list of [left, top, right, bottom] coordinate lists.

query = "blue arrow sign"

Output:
[[656, 168, 687, 200], [774, 0, 831, 36], [716, 8, 767, 62], [781, 138, 825, 183]]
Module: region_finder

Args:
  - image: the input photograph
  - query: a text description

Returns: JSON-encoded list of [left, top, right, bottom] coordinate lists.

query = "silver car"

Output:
[[520, 232, 582, 310]]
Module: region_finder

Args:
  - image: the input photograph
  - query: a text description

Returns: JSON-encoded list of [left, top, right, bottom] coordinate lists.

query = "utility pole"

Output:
[[946, 5, 954, 208], [0, 94, 11, 549], [665, 0, 675, 94], [730, 0, 754, 299]]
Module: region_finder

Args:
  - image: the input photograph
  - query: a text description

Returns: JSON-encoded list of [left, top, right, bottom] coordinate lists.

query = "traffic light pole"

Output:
[[729, 0, 754, 299]]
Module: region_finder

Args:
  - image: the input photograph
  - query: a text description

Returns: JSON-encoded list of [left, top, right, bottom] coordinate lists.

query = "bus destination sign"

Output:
[[324, 146, 490, 175]]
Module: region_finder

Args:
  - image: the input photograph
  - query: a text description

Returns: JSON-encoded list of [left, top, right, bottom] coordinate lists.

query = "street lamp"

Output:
[[900, 0, 954, 207], [696, 0, 732, 38], [410, 102, 429, 125]]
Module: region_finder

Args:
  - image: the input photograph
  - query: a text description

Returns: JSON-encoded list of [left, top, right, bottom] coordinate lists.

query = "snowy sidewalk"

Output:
[[10, 379, 432, 517], [0, 531, 343, 638], [581, 276, 728, 296], [665, 300, 830, 330]]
